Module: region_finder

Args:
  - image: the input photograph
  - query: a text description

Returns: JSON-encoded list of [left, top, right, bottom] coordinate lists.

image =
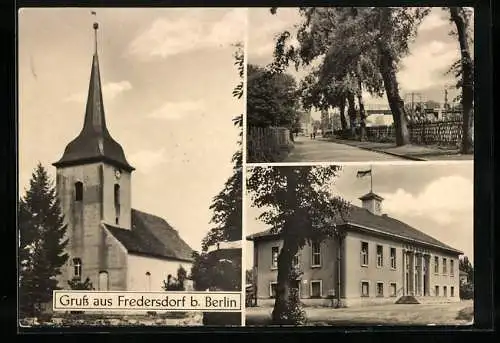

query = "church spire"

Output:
[[82, 21, 108, 142], [53, 21, 134, 172]]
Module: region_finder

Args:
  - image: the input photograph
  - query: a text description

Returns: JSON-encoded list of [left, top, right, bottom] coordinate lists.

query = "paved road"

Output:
[[285, 136, 403, 162]]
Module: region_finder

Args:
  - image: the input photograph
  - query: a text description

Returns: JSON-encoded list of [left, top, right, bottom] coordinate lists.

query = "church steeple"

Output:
[[53, 22, 134, 172]]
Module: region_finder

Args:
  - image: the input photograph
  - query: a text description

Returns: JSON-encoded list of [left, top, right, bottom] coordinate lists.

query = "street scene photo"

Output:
[[18, 7, 245, 328], [246, 7, 474, 163], [245, 164, 474, 326]]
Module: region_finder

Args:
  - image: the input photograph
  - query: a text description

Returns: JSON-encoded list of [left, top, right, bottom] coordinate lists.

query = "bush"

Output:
[[456, 306, 473, 321], [460, 283, 474, 300]]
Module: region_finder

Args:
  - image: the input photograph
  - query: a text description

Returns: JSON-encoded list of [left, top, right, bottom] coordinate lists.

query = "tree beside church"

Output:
[[19, 163, 69, 317]]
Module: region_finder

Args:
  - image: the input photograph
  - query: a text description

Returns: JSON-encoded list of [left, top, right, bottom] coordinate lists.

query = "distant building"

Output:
[[366, 114, 394, 127], [459, 270, 469, 286], [298, 111, 313, 136], [247, 191, 462, 307]]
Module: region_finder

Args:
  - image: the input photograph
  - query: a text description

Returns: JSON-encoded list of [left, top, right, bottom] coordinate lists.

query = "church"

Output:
[[53, 23, 193, 293], [247, 188, 463, 308]]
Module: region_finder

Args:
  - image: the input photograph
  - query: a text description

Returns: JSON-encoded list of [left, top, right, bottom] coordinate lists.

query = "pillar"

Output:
[[420, 254, 425, 296], [410, 252, 416, 296], [402, 249, 406, 295]]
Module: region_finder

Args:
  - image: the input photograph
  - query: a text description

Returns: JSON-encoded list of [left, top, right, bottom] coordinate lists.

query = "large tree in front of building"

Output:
[[247, 166, 350, 324], [19, 163, 69, 317]]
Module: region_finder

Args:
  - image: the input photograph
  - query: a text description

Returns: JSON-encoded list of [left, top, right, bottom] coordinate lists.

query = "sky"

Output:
[[248, 7, 469, 121], [18, 8, 246, 253], [244, 163, 474, 270]]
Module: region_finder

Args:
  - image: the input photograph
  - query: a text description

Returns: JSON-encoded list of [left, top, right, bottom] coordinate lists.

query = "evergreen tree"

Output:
[[247, 166, 350, 325], [202, 42, 244, 251], [19, 163, 68, 317]]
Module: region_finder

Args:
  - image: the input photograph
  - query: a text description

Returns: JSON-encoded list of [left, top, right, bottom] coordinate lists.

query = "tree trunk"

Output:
[[347, 92, 357, 138], [450, 7, 474, 154], [356, 72, 367, 141], [271, 169, 301, 325], [339, 97, 348, 136], [377, 8, 410, 146]]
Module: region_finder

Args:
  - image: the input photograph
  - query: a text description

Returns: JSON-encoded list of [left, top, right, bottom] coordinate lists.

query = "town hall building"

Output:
[[53, 23, 193, 293], [247, 190, 463, 307]]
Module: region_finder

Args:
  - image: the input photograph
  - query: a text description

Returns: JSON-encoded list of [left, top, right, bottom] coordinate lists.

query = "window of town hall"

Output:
[[376, 245, 384, 267], [390, 247, 396, 269], [361, 242, 369, 266]]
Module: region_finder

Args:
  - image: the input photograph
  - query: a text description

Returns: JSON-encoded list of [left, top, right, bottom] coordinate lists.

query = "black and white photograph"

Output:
[[245, 164, 473, 326], [246, 7, 474, 163], [18, 7, 245, 327]]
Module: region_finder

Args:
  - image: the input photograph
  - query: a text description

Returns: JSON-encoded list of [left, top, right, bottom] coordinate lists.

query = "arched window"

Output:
[[73, 258, 82, 280], [114, 184, 120, 224], [114, 184, 120, 205], [98, 271, 109, 291], [75, 182, 83, 201], [146, 271, 151, 291]]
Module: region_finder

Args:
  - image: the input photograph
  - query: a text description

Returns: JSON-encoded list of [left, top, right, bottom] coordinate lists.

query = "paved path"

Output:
[[285, 136, 403, 162]]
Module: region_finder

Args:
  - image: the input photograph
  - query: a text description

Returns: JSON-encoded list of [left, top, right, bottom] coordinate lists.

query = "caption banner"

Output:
[[53, 291, 242, 312]]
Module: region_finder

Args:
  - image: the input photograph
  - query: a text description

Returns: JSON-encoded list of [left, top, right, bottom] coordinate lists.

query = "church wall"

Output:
[[55, 163, 105, 289], [102, 164, 131, 230], [101, 226, 128, 291], [127, 254, 192, 292]]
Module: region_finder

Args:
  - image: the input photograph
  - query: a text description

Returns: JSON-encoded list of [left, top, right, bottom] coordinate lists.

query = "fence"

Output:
[[247, 126, 293, 162], [336, 119, 464, 148]]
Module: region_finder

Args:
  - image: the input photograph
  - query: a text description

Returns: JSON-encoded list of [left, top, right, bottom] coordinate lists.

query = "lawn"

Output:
[[245, 300, 474, 326]]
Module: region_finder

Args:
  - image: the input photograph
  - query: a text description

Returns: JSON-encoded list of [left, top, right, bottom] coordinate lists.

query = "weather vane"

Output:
[[91, 10, 98, 54]]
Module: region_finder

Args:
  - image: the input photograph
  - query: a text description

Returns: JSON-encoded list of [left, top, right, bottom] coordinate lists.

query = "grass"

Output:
[[246, 300, 474, 326], [455, 306, 473, 321]]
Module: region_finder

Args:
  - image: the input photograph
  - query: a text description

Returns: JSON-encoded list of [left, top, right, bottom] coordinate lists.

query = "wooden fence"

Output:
[[342, 119, 464, 148], [247, 126, 293, 162]]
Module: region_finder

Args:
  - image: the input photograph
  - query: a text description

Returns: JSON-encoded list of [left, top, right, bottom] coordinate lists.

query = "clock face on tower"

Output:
[[114, 169, 121, 180]]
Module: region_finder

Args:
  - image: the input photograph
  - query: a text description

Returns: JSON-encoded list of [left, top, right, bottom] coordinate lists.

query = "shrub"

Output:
[[460, 283, 474, 300], [68, 277, 94, 290]]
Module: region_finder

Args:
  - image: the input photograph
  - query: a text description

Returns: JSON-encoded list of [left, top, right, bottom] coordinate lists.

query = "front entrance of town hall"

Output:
[[403, 249, 430, 296]]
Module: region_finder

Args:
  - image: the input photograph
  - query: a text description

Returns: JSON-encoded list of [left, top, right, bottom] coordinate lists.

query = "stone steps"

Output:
[[395, 295, 420, 304], [395, 295, 458, 305]]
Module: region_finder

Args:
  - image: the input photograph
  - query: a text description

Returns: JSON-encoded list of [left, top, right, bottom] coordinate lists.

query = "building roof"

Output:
[[104, 209, 194, 262], [53, 51, 134, 172], [246, 205, 462, 255]]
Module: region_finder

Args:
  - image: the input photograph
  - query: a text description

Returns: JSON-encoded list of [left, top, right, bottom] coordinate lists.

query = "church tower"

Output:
[[53, 22, 134, 288]]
